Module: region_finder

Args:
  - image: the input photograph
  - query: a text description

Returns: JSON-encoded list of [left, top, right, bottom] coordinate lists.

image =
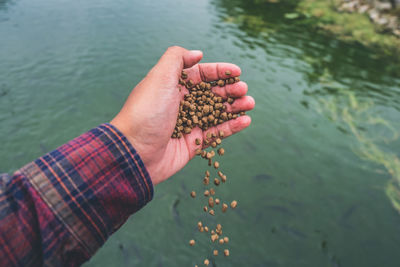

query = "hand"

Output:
[[110, 46, 255, 185]]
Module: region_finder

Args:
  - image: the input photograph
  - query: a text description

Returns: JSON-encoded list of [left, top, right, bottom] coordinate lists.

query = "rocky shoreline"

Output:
[[338, 0, 400, 37]]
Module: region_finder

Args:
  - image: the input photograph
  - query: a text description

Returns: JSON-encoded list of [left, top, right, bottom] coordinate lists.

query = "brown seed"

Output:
[[222, 203, 228, 212], [204, 190, 210, 196], [231, 200, 238, 208], [215, 198, 220, 205], [206, 152, 213, 159], [217, 80, 225, 87], [195, 148, 202, 155], [214, 178, 220, 186], [204, 206, 208, 212], [209, 209, 215, 216], [208, 158, 212, 166], [234, 77, 240, 82], [240, 111, 246, 116], [200, 226, 204, 232], [214, 161, 220, 169], [208, 197, 214, 208], [216, 224, 222, 230], [218, 148, 225, 156], [227, 97, 234, 104], [221, 175, 227, 183], [201, 150, 207, 158], [211, 142, 217, 148], [211, 230, 215, 235], [204, 226, 209, 232], [205, 170, 210, 177], [216, 138, 222, 145], [203, 177, 210, 185], [195, 138, 201, 145], [219, 239, 224, 244], [198, 221, 202, 228], [224, 249, 230, 257], [210, 188, 215, 195], [213, 250, 218, 256], [211, 234, 218, 242], [225, 70, 231, 76], [204, 259, 209, 266], [189, 239, 195, 246], [181, 70, 188, 79], [223, 237, 229, 243], [190, 191, 196, 198], [206, 132, 212, 139]]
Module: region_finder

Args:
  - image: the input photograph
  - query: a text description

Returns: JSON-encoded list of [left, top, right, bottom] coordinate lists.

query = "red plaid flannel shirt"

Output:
[[0, 124, 154, 266]]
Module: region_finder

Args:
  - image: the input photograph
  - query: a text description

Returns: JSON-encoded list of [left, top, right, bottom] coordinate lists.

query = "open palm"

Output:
[[111, 47, 255, 185]]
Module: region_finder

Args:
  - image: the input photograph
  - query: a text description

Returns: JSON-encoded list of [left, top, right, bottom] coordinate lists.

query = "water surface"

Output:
[[1, 0, 400, 266]]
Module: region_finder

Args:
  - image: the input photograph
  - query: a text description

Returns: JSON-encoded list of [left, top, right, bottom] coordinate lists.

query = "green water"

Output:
[[1, 0, 400, 266]]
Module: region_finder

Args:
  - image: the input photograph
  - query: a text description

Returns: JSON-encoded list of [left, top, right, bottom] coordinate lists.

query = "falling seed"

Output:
[[204, 226, 209, 232], [198, 221, 202, 228], [210, 188, 215, 195], [189, 239, 195, 246], [219, 239, 224, 244], [214, 161, 220, 169], [201, 151, 207, 158], [195, 138, 201, 145], [204, 190, 210, 196], [231, 200, 238, 209], [204, 259, 209, 266], [203, 177, 210, 185], [206, 152, 213, 159], [216, 224, 222, 230], [215, 198, 220, 205], [204, 206, 208, 212], [208, 159, 212, 166], [224, 249, 230, 257], [200, 227, 204, 232], [208, 197, 214, 208], [211, 234, 218, 242], [223, 237, 229, 243], [218, 148, 225, 156], [209, 209, 215, 216], [222, 203, 228, 212], [221, 175, 227, 183], [190, 191, 196, 198], [213, 250, 218, 256], [205, 170, 210, 177], [214, 178, 220, 186]]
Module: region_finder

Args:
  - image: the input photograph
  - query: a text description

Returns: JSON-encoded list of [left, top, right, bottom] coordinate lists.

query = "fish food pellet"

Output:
[[231, 200, 238, 209], [178, 77, 243, 263], [214, 161, 220, 169], [210, 188, 215, 195], [222, 203, 228, 212], [208, 197, 214, 208], [224, 249, 230, 257]]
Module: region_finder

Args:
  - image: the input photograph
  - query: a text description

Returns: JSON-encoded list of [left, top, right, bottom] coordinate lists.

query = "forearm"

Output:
[[0, 124, 153, 266]]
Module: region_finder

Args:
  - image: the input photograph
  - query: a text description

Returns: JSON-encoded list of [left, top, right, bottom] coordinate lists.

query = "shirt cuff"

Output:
[[20, 123, 154, 258]]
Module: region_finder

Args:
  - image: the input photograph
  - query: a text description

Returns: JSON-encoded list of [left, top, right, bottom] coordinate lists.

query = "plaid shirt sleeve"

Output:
[[0, 123, 154, 266]]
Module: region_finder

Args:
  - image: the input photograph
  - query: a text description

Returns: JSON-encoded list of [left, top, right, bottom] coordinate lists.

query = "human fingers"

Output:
[[183, 63, 241, 84], [223, 96, 255, 113], [155, 46, 203, 76], [211, 81, 248, 99]]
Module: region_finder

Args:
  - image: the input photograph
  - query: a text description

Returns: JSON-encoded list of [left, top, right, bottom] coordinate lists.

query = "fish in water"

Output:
[[253, 174, 273, 181]]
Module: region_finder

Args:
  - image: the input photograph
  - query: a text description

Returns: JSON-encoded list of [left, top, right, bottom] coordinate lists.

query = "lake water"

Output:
[[1, 0, 400, 266]]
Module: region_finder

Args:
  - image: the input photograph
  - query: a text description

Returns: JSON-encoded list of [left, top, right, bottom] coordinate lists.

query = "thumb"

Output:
[[154, 46, 203, 75]]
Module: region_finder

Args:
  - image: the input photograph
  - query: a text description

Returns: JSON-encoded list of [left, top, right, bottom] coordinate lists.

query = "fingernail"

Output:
[[190, 50, 203, 56]]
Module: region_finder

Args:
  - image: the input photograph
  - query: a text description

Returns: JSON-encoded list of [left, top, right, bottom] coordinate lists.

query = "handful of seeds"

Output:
[[174, 70, 241, 266]]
